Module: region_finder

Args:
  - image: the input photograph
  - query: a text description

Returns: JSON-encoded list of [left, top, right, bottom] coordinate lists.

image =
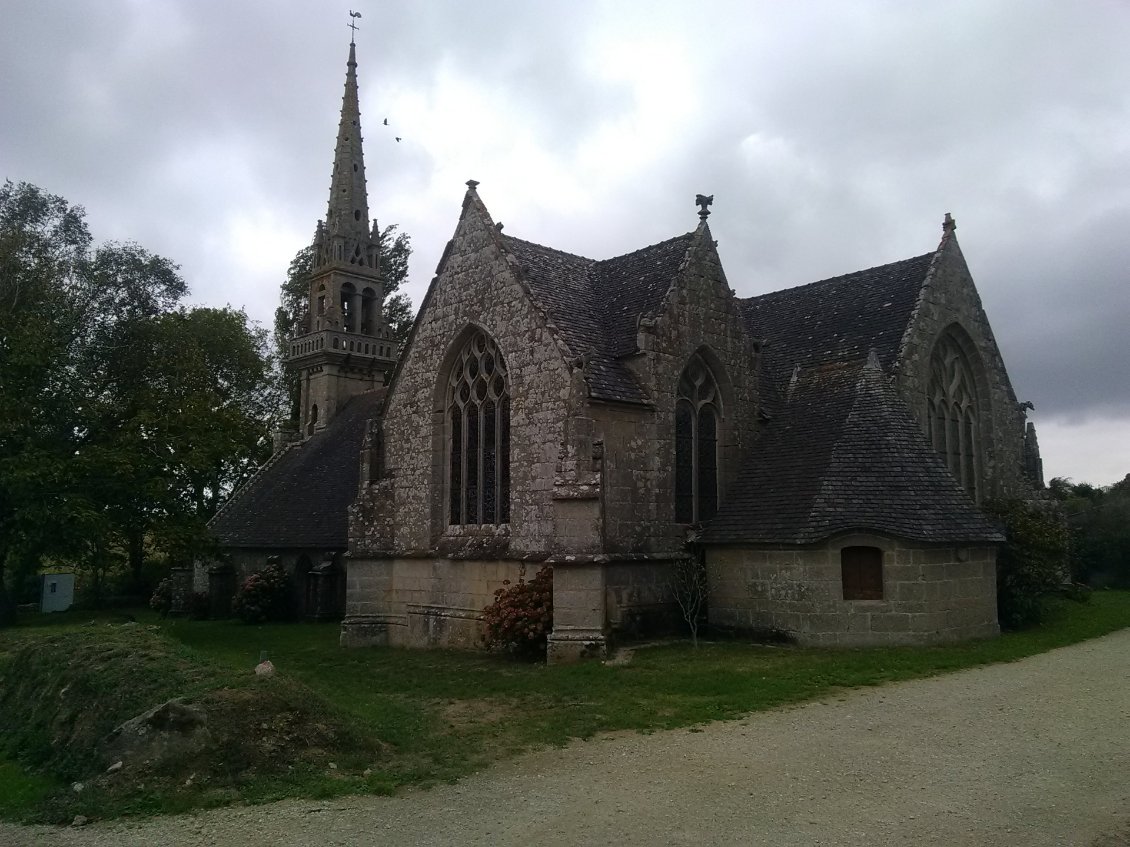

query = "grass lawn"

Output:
[[2, 590, 1129, 822]]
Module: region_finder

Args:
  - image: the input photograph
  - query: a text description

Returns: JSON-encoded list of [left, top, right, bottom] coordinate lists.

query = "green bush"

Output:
[[984, 498, 1069, 629], [231, 563, 292, 624], [149, 577, 174, 618], [481, 565, 553, 660]]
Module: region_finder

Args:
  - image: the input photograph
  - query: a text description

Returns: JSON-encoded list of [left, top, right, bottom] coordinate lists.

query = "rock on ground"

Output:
[[3, 628, 1129, 847]]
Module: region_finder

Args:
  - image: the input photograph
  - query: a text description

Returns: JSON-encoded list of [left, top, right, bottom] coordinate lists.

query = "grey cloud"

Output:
[[2, 0, 1126, 479]]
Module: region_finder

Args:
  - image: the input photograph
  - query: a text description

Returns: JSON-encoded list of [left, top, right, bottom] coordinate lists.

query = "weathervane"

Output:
[[348, 10, 362, 44], [696, 194, 714, 220]]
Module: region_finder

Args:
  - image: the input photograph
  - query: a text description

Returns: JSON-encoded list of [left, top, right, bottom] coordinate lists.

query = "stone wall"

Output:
[[619, 224, 760, 548], [896, 228, 1037, 499], [344, 207, 771, 658], [707, 533, 999, 646], [355, 188, 573, 560], [605, 559, 680, 637], [201, 548, 341, 620], [341, 556, 530, 648], [298, 358, 386, 435]]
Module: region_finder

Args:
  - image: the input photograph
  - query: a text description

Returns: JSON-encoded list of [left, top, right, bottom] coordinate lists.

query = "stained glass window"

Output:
[[925, 333, 980, 500], [674, 355, 722, 523], [447, 331, 510, 525]]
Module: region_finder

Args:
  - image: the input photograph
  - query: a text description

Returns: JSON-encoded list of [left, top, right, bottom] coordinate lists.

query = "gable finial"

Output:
[[466, 179, 480, 190], [943, 212, 956, 233], [695, 194, 714, 221], [348, 10, 362, 45]]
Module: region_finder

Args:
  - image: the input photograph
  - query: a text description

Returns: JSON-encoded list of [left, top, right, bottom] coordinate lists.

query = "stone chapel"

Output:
[[209, 41, 1046, 661]]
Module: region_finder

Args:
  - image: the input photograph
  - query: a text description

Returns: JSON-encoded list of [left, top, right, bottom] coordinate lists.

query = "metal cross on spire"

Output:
[[348, 10, 362, 44]]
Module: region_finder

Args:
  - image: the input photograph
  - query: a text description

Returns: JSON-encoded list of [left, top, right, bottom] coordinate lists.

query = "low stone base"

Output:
[[407, 604, 483, 649], [547, 630, 607, 664], [339, 615, 396, 647]]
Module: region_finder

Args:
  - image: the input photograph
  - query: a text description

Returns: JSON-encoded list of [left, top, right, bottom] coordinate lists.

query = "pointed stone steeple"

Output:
[[318, 41, 377, 271], [285, 38, 398, 438]]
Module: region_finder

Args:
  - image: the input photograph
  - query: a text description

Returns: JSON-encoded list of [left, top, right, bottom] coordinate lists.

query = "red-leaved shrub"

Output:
[[481, 565, 553, 660], [232, 563, 292, 624]]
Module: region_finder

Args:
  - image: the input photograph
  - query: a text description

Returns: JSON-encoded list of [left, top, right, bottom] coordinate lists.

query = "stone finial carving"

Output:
[[696, 194, 714, 220], [466, 179, 480, 190], [1023, 420, 1044, 488], [943, 212, 957, 233]]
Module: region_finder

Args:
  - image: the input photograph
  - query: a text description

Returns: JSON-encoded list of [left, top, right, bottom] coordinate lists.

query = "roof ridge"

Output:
[[593, 230, 697, 269], [501, 229, 696, 267], [210, 389, 383, 529], [500, 233, 595, 265], [740, 252, 934, 305], [209, 440, 298, 527]]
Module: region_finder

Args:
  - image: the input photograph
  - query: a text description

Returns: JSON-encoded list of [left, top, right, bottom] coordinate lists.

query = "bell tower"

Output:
[[287, 38, 397, 436]]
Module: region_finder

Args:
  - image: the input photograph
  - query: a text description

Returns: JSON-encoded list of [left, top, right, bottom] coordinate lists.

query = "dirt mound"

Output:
[[0, 626, 382, 823]]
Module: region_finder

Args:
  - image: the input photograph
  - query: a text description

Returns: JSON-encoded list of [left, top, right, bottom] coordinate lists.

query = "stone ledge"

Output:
[[340, 613, 407, 648], [405, 603, 483, 622], [547, 628, 608, 664]]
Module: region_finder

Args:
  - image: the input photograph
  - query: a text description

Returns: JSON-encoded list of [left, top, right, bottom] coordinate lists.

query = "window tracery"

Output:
[[675, 355, 721, 523], [926, 333, 980, 500], [447, 331, 510, 525]]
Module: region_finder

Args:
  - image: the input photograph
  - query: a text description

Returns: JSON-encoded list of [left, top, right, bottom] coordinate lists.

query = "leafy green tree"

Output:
[[78, 305, 273, 590], [983, 498, 1070, 629], [273, 226, 413, 420], [0, 181, 273, 617], [1, 181, 95, 622], [1049, 475, 1130, 587]]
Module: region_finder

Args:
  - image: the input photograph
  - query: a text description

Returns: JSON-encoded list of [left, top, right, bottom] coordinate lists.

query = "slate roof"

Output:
[[706, 356, 1003, 545], [501, 232, 697, 403], [740, 253, 934, 403], [209, 390, 382, 549]]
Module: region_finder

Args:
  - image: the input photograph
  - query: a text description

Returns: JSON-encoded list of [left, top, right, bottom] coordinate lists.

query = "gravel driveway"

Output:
[[5, 628, 1129, 847]]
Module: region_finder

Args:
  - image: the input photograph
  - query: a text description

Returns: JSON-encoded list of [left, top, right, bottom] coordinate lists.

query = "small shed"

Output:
[[40, 573, 75, 613]]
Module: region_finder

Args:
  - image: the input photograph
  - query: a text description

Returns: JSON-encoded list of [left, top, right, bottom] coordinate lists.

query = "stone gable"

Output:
[[895, 223, 1034, 499], [354, 186, 574, 558]]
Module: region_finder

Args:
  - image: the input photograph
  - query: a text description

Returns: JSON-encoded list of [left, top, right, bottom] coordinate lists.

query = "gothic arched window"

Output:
[[675, 355, 721, 523], [360, 287, 377, 335], [447, 331, 510, 525], [340, 283, 357, 332], [926, 333, 980, 500]]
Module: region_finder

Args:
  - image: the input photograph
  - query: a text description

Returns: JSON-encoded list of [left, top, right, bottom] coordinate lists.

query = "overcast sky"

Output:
[[3, 1, 1128, 486]]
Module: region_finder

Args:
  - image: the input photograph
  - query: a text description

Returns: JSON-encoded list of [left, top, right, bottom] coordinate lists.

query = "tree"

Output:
[[1048, 475, 1130, 587], [0, 181, 273, 618], [983, 498, 1070, 629], [672, 556, 708, 647], [78, 306, 273, 589], [0, 181, 94, 623], [273, 225, 414, 420]]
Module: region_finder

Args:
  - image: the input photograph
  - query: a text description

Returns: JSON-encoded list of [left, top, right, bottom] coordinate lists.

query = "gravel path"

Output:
[[5, 629, 1129, 847]]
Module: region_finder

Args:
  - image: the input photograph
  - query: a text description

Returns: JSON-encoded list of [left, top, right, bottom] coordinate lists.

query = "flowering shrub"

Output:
[[481, 565, 553, 660], [149, 578, 174, 618], [232, 563, 293, 624]]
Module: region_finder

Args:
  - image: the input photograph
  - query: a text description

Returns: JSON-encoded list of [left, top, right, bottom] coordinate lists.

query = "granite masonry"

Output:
[[209, 41, 1045, 659]]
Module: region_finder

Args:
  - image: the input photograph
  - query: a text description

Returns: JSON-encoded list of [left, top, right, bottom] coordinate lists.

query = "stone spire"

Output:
[[284, 36, 395, 439], [318, 41, 377, 270]]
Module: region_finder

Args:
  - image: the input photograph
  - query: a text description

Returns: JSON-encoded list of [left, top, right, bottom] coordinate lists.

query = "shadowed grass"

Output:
[[2, 590, 1127, 822]]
